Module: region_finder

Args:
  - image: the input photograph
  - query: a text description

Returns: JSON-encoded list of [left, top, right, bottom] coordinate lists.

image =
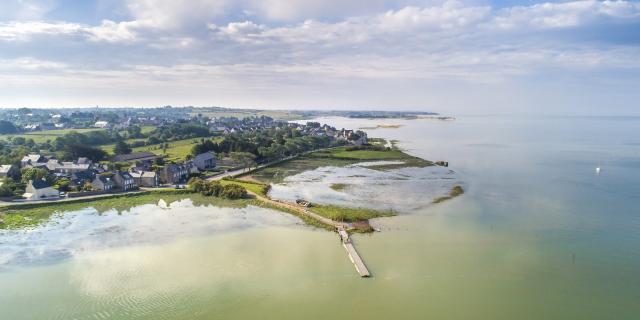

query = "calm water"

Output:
[[1, 115, 639, 319]]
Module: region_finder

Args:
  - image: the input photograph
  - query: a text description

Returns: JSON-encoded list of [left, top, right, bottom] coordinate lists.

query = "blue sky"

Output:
[[0, 0, 639, 114]]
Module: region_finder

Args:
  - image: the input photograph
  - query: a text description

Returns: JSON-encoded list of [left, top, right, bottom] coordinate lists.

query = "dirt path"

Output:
[[249, 191, 348, 229]]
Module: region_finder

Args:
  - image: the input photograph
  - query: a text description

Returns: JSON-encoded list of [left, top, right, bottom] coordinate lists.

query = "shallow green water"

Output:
[[1, 115, 639, 319]]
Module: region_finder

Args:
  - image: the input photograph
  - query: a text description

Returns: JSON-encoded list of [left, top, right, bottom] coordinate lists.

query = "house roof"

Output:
[[112, 152, 158, 162], [117, 171, 134, 180], [0, 165, 14, 174], [22, 154, 45, 163], [195, 152, 215, 161], [72, 170, 94, 180], [130, 170, 157, 178], [30, 179, 53, 190], [46, 160, 90, 171], [95, 175, 115, 185]]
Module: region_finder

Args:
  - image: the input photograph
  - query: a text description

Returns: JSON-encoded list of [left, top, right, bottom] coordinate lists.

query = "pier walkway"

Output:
[[250, 193, 371, 278], [338, 227, 371, 277]]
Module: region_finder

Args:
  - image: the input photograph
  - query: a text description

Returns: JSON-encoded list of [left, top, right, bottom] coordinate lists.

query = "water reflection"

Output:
[[0, 199, 300, 269]]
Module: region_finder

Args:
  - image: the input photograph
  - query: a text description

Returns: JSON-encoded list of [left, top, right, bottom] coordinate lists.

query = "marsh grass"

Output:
[[308, 204, 395, 223], [432, 186, 465, 204], [329, 183, 349, 191]]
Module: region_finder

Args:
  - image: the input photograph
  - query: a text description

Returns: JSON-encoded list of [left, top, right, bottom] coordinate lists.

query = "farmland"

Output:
[[0, 128, 105, 144]]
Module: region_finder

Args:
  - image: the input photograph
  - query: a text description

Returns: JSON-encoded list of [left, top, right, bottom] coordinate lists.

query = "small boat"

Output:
[[296, 199, 311, 207], [596, 166, 601, 175]]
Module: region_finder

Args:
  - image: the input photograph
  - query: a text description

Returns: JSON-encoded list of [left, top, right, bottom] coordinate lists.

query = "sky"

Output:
[[0, 0, 639, 114]]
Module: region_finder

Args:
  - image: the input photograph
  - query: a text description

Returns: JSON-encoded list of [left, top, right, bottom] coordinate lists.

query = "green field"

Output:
[[248, 146, 432, 183], [219, 179, 268, 196], [326, 149, 407, 160], [0, 128, 105, 144], [102, 138, 222, 162]]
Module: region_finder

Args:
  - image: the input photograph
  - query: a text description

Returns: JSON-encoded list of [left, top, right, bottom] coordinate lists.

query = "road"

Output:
[[253, 193, 348, 229], [206, 155, 298, 181], [207, 147, 337, 182]]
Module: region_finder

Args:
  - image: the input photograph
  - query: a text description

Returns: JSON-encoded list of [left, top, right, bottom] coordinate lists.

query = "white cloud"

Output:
[[491, 0, 640, 30], [0, 57, 67, 71], [245, 0, 385, 21], [125, 0, 229, 28], [0, 21, 83, 41], [87, 20, 146, 42], [0, 1, 639, 111]]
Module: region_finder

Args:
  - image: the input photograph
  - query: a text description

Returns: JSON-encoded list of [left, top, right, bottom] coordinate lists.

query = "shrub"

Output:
[[202, 181, 222, 197], [261, 184, 271, 196], [219, 184, 247, 199]]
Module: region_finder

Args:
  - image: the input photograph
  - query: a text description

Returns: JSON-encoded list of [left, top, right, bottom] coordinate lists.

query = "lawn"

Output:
[[219, 179, 268, 196], [0, 128, 105, 144], [102, 138, 221, 161]]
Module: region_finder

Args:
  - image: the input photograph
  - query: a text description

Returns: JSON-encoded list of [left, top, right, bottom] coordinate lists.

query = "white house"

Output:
[[193, 152, 216, 170], [23, 180, 59, 201], [94, 121, 109, 128]]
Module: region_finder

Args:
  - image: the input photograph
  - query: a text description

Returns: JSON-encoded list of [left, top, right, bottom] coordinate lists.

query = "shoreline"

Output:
[[1, 140, 461, 232]]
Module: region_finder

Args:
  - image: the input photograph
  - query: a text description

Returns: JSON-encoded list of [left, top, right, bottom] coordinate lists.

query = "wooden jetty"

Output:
[[338, 227, 371, 277], [243, 194, 372, 278]]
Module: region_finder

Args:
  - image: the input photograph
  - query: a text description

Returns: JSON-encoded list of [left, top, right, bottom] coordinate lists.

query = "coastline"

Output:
[[1, 140, 462, 232]]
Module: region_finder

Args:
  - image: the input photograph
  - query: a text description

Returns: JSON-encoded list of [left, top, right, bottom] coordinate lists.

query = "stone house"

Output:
[[129, 170, 159, 188], [113, 171, 137, 191], [23, 180, 59, 200], [193, 152, 216, 170], [92, 175, 116, 191]]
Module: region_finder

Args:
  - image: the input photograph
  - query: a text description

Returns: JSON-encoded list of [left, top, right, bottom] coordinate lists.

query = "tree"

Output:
[[188, 177, 206, 193], [63, 144, 108, 162], [0, 120, 18, 134], [230, 152, 256, 172], [114, 141, 132, 155], [54, 178, 71, 192], [21, 167, 54, 184], [219, 184, 247, 199], [11, 137, 26, 145], [0, 179, 14, 197]]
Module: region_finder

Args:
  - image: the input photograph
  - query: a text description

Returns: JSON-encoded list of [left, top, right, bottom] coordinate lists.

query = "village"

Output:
[[0, 108, 368, 203]]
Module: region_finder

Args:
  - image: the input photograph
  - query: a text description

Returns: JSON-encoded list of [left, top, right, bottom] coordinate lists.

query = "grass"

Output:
[[248, 156, 354, 184], [432, 186, 465, 204], [102, 138, 222, 161], [308, 204, 395, 223], [252, 200, 334, 231], [248, 145, 432, 184], [0, 190, 259, 230], [0, 188, 338, 232], [219, 179, 269, 196], [329, 149, 407, 160], [0, 128, 105, 144], [330, 183, 348, 191]]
